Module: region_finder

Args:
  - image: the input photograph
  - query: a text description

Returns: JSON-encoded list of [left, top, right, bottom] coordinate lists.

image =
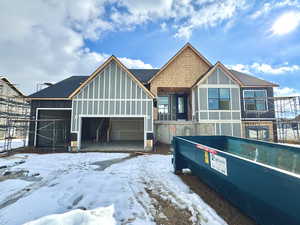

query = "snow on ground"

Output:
[[0, 179, 32, 203], [0, 139, 27, 151], [0, 153, 226, 225], [24, 206, 116, 225]]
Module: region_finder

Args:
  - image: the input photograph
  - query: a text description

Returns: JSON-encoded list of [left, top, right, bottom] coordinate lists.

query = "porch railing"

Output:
[[158, 112, 176, 121]]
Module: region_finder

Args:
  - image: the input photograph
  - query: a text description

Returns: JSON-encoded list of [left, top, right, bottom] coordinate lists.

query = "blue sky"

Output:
[[0, 0, 300, 95]]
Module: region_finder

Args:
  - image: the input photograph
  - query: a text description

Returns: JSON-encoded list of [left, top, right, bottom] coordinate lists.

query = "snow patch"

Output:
[[0, 153, 226, 225], [0, 179, 31, 203], [0, 139, 27, 152], [24, 205, 116, 225]]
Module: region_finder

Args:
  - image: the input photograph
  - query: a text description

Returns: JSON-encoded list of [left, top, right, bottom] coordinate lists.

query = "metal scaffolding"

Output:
[[0, 94, 30, 152], [274, 96, 300, 143], [243, 96, 300, 143]]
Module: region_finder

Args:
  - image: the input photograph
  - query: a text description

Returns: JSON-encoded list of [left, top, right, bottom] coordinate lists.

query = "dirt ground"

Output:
[[155, 143, 256, 225], [145, 187, 193, 225], [179, 174, 256, 225]]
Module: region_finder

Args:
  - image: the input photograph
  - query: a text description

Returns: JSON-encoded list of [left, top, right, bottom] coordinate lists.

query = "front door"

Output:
[[176, 95, 187, 120]]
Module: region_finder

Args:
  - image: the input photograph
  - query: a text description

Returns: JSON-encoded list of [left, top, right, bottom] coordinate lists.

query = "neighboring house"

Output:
[[0, 77, 30, 139], [27, 43, 278, 151]]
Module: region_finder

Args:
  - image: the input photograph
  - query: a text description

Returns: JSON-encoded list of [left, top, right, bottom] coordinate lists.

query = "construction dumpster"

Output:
[[172, 136, 300, 225]]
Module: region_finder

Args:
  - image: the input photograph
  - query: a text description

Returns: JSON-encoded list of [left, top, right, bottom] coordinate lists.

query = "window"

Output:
[[158, 96, 169, 114], [208, 88, 230, 110], [177, 96, 185, 113], [244, 90, 267, 111], [246, 126, 269, 140]]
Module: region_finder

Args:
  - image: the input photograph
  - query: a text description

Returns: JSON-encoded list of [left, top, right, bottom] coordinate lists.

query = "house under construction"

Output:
[[0, 76, 30, 151], [1, 45, 300, 152]]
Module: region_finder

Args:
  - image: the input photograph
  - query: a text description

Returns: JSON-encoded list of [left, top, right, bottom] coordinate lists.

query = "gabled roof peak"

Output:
[[148, 42, 212, 83], [69, 55, 155, 99], [192, 61, 243, 87]]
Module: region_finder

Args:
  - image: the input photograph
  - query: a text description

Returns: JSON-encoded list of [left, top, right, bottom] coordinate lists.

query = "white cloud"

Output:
[[0, 0, 250, 94], [227, 64, 252, 74], [110, 0, 246, 39], [271, 11, 300, 35], [118, 57, 153, 69], [174, 0, 247, 39], [0, 0, 154, 94], [228, 62, 300, 75], [251, 63, 300, 74], [251, 0, 300, 19], [274, 87, 300, 96], [160, 22, 168, 31]]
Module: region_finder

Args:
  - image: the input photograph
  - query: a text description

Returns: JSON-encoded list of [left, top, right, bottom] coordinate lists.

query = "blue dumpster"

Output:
[[172, 136, 300, 225]]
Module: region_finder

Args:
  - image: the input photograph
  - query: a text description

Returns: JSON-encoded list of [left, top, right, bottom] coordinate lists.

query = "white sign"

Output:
[[210, 154, 227, 176]]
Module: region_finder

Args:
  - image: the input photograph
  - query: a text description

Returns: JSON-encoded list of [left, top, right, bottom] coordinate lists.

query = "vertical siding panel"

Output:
[[197, 86, 200, 120], [82, 101, 87, 114], [125, 73, 128, 99], [110, 62, 115, 99], [94, 76, 99, 99], [71, 60, 153, 137], [116, 100, 120, 115], [98, 101, 103, 115], [121, 71, 126, 99], [88, 82, 92, 98], [148, 101, 153, 131], [83, 86, 87, 99], [116, 67, 121, 99], [126, 100, 130, 114], [72, 101, 76, 131], [104, 101, 109, 114], [104, 67, 109, 98], [98, 73, 101, 99], [130, 80, 132, 114], [94, 101, 98, 115], [136, 101, 141, 115]]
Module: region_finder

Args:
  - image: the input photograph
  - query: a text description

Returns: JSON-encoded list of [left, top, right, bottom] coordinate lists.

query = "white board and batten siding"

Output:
[[193, 67, 242, 137], [71, 60, 153, 149]]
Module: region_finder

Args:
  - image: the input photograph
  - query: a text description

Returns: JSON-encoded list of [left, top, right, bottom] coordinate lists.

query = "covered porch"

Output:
[[156, 87, 192, 121]]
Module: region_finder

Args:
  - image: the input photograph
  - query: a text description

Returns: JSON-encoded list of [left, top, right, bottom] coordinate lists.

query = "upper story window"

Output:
[[208, 88, 230, 110], [244, 90, 267, 111], [158, 96, 169, 114]]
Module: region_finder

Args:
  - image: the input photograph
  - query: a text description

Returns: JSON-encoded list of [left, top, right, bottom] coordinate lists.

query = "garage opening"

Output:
[[80, 117, 144, 151], [36, 110, 71, 148]]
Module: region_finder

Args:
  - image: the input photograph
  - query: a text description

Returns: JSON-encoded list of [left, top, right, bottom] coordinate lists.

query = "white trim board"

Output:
[[198, 120, 241, 123], [199, 84, 240, 88], [242, 118, 276, 121], [73, 98, 152, 101]]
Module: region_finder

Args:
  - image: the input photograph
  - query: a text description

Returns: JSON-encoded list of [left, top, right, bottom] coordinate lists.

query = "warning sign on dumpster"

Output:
[[210, 154, 227, 176]]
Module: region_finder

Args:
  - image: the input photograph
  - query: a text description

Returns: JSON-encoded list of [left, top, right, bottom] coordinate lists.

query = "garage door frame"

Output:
[[78, 115, 147, 150], [34, 108, 72, 147]]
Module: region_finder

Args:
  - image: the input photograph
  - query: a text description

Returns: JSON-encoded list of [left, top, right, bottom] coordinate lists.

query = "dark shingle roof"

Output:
[[29, 68, 277, 99], [29, 76, 89, 98], [129, 69, 159, 83], [28, 69, 159, 99], [229, 70, 278, 87]]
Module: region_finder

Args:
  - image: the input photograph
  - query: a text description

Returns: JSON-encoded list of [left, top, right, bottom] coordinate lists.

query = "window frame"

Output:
[[157, 96, 169, 114], [208, 88, 231, 110], [246, 126, 269, 141], [243, 89, 268, 112]]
